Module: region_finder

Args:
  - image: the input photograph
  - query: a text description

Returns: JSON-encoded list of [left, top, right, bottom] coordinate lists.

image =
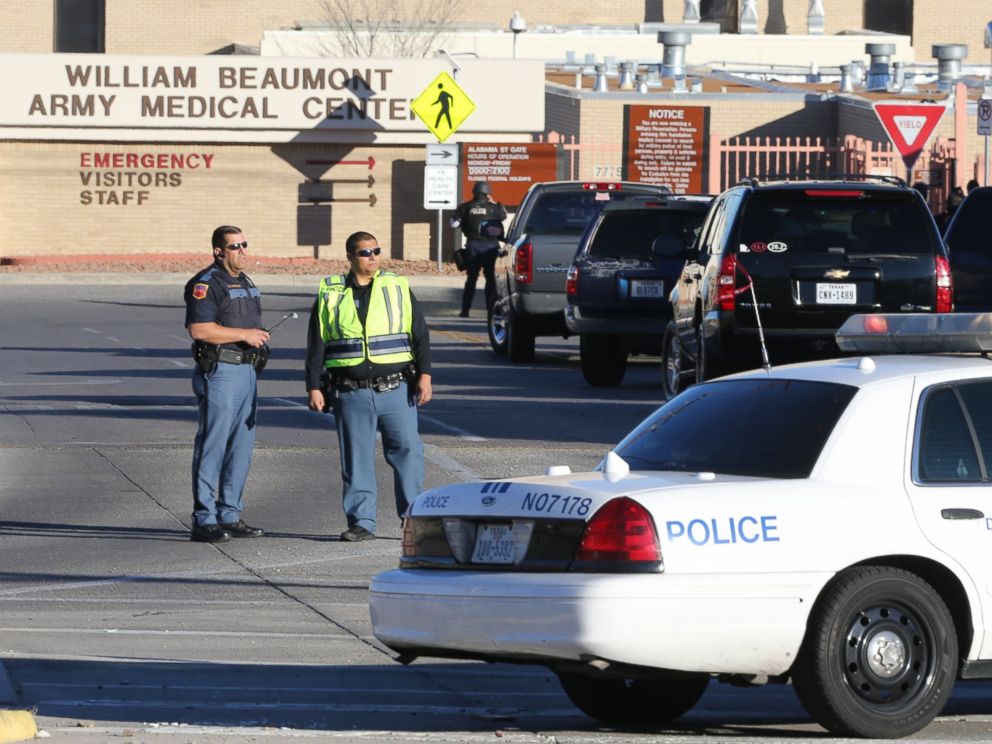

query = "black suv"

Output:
[[564, 196, 712, 386], [662, 177, 953, 398], [943, 185, 992, 312], [488, 181, 670, 362]]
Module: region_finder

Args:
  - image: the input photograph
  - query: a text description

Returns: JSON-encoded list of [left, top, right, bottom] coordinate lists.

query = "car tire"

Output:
[[507, 308, 535, 363], [580, 335, 628, 386], [792, 566, 958, 739], [556, 671, 709, 726], [487, 300, 508, 356], [661, 321, 688, 399]]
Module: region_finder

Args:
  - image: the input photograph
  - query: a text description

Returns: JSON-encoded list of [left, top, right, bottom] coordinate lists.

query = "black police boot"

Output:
[[191, 524, 231, 543], [219, 519, 264, 538]]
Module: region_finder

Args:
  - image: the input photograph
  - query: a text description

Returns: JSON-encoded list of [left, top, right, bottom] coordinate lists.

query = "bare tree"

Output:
[[318, 0, 461, 58]]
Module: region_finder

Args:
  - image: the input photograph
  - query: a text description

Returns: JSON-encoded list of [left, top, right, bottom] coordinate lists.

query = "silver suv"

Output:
[[488, 180, 670, 362]]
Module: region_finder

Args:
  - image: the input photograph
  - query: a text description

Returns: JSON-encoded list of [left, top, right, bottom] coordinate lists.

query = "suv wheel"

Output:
[[487, 301, 508, 356], [507, 308, 535, 362], [580, 335, 627, 386], [661, 322, 688, 399]]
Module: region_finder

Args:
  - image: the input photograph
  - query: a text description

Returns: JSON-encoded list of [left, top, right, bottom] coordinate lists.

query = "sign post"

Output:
[[873, 103, 947, 182], [413, 75, 476, 270], [423, 162, 458, 271], [978, 96, 991, 186]]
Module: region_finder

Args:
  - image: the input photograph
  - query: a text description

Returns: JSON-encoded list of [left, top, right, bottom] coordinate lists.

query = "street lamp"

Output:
[[509, 12, 526, 59]]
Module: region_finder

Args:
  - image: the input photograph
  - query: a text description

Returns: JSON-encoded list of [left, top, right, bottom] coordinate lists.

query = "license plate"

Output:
[[815, 283, 856, 304], [631, 280, 664, 298], [471, 524, 515, 564]]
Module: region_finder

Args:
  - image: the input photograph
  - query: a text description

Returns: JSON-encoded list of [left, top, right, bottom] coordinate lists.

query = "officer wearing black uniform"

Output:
[[184, 225, 269, 543], [451, 181, 507, 317]]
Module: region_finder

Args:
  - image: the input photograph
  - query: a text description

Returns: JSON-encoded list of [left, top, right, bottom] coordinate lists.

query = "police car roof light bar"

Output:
[[835, 313, 992, 354]]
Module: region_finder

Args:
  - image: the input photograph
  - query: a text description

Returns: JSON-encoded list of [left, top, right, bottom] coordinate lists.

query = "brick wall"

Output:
[[0, 0, 54, 52], [3, 0, 986, 55], [0, 141, 438, 260]]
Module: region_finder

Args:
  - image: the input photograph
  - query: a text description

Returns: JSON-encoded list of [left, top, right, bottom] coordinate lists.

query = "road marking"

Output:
[[424, 443, 480, 481], [81, 328, 100, 334], [169, 359, 189, 368], [105, 336, 121, 343], [0, 380, 121, 387], [419, 413, 485, 442]]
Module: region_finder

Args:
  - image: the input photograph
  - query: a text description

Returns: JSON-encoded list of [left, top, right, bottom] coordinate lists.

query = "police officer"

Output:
[[305, 231, 432, 542], [184, 225, 269, 543], [451, 181, 507, 318]]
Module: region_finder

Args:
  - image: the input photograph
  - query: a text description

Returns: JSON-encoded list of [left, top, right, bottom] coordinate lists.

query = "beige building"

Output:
[[0, 1, 988, 261]]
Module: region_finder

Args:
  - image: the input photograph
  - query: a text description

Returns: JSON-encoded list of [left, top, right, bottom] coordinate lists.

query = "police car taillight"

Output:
[[401, 517, 416, 557], [835, 313, 992, 353], [575, 497, 660, 563], [566, 265, 579, 298], [582, 182, 621, 191], [514, 241, 533, 283], [718, 254, 737, 311], [935, 255, 953, 313]]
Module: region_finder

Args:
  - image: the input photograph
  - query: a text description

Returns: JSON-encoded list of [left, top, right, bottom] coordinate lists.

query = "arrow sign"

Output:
[[874, 103, 946, 171], [313, 175, 375, 188], [305, 156, 376, 169], [299, 186, 377, 207]]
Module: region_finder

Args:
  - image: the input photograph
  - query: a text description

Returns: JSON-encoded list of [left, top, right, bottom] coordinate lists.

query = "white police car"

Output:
[[370, 313, 992, 738]]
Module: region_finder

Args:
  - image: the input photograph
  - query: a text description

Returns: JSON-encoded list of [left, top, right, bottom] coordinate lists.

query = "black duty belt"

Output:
[[334, 372, 405, 393], [217, 347, 260, 365]]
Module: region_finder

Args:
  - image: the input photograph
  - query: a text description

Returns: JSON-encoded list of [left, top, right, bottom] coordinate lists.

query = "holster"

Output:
[[253, 344, 270, 375], [191, 342, 218, 375]]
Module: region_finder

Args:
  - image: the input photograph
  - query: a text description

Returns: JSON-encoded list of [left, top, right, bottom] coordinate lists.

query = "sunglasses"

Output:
[[352, 247, 382, 258], [224, 241, 248, 251]]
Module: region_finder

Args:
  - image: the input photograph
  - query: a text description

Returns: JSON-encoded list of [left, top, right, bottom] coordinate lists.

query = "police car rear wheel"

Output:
[[556, 671, 709, 726], [792, 566, 957, 739], [487, 302, 508, 355]]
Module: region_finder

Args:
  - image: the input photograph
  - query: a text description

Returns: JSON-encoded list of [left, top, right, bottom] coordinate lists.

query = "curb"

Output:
[[0, 663, 36, 744], [0, 271, 465, 288]]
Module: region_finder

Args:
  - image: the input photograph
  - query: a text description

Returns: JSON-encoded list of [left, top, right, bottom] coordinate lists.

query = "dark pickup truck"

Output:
[[564, 196, 713, 386]]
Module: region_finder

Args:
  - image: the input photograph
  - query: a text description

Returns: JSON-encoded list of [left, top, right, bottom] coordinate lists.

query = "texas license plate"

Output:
[[815, 283, 856, 304], [630, 280, 664, 298], [471, 524, 515, 564]]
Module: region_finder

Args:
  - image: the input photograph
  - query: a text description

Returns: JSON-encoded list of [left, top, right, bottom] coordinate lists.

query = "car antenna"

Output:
[[735, 262, 772, 372]]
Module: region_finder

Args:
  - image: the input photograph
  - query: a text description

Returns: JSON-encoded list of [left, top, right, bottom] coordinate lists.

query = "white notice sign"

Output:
[[423, 165, 457, 209]]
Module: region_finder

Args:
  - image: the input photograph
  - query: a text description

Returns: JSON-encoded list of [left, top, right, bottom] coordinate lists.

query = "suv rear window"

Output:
[[525, 191, 654, 236], [615, 379, 857, 478], [736, 190, 939, 255], [588, 210, 705, 258]]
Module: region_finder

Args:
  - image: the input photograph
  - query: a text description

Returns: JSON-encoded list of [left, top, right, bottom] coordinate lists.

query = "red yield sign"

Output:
[[873, 103, 946, 171]]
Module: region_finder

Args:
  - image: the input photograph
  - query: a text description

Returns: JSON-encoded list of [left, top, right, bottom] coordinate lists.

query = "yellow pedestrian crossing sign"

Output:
[[410, 72, 475, 143]]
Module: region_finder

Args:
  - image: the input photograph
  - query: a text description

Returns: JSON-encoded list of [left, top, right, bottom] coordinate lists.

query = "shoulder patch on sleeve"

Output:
[[192, 283, 209, 300]]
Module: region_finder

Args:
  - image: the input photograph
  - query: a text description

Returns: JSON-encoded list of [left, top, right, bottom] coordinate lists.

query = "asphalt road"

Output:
[[2, 277, 992, 743]]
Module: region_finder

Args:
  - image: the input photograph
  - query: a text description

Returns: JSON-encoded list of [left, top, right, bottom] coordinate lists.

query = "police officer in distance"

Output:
[[184, 225, 269, 543], [305, 231, 432, 542], [451, 181, 507, 318]]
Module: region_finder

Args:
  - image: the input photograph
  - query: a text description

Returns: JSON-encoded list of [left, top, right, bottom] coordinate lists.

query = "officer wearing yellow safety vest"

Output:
[[305, 231, 433, 542]]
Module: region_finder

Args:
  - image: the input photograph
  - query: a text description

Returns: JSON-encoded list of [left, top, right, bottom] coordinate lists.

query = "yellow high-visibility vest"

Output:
[[317, 271, 414, 368]]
